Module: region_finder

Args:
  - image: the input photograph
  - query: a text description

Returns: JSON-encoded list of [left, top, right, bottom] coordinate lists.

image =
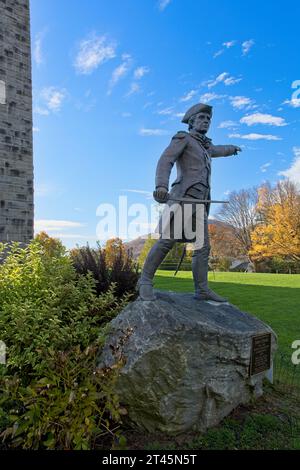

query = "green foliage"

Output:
[[210, 256, 232, 272], [138, 237, 193, 271], [71, 244, 139, 299], [138, 235, 156, 268], [269, 256, 300, 274], [0, 240, 130, 450]]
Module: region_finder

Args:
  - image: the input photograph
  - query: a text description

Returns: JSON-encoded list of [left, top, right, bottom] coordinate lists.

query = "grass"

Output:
[[154, 270, 300, 355]]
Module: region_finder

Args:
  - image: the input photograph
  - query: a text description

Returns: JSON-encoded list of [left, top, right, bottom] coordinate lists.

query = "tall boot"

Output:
[[137, 238, 175, 301], [192, 248, 228, 302]]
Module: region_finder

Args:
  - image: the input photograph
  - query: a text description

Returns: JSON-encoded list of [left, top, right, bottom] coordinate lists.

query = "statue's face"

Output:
[[192, 112, 212, 134]]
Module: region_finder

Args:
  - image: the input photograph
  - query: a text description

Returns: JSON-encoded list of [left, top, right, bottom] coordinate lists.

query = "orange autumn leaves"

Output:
[[250, 182, 300, 262]]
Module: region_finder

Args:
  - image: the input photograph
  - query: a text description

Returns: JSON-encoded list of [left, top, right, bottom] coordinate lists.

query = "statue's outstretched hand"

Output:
[[153, 187, 169, 203], [233, 146, 242, 155]]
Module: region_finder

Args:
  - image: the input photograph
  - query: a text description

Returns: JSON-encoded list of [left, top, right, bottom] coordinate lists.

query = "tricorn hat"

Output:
[[181, 103, 213, 124]]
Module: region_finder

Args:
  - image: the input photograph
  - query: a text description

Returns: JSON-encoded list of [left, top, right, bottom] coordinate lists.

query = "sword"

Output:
[[166, 197, 229, 204]]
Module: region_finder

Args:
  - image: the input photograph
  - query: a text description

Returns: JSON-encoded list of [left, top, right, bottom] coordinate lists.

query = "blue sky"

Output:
[[31, 0, 300, 247]]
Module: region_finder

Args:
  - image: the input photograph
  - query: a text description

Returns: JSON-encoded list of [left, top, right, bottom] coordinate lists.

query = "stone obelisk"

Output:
[[0, 0, 34, 243]]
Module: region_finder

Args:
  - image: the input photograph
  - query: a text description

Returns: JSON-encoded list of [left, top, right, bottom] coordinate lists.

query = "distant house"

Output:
[[229, 259, 254, 272]]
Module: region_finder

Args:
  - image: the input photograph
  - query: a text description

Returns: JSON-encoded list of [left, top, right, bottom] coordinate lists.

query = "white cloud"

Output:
[[126, 82, 140, 97], [229, 133, 282, 141], [50, 233, 97, 241], [122, 189, 153, 199], [35, 182, 56, 197], [34, 106, 50, 116], [32, 127, 40, 133], [242, 39, 255, 56], [134, 66, 150, 80], [74, 33, 116, 75], [124, 66, 150, 98], [157, 106, 174, 115], [213, 49, 224, 59], [180, 89, 198, 102], [240, 112, 287, 127], [35, 220, 85, 232], [283, 98, 300, 108], [224, 76, 242, 86], [278, 147, 300, 184], [158, 0, 171, 10], [207, 72, 242, 88], [223, 40, 236, 48], [34, 31, 46, 66], [174, 112, 185, 118], [139, 128, 170, 136], [213, 41, 236, 59], [108, 54, 132, 94], [260, 162, 271, 173], [230, 95, 254, 109], [41, 87, 67, 112], [143, 101, 153, 109], [121, 112, 132, 118], [218, 120, 239, 129], [199, 92, 226, 103]]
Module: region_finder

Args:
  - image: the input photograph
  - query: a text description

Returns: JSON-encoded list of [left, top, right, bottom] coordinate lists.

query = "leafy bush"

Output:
[[209, 256, 232, 272], [0, 240, 131, 450], [71, 243, 139, 299]]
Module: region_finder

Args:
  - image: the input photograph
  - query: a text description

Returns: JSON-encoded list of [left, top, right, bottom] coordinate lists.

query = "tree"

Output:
[[104, 237, 127, 268], [215, 187, 259, 260], [161, 242, 191, 271], [35, 231, 65, 257], [138, 235, 157, 268], [208, 222, 243, 259], [250, 180, 300, 263], [138, 235, 192, 271]]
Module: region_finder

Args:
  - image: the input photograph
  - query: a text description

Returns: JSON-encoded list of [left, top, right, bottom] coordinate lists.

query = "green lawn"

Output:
[[154, 271, 300, 355]]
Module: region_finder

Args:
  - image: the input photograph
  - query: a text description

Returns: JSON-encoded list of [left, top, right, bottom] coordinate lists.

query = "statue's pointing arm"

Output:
[[155, 133, 187, 190], [210, 144, 242, 158]]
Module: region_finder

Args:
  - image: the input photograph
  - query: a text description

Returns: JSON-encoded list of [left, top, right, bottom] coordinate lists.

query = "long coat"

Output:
[[155, 130, 236, 241]]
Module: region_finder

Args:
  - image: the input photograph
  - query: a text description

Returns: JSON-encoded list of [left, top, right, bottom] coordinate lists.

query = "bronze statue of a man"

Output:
[[138, 103, 241, 301]]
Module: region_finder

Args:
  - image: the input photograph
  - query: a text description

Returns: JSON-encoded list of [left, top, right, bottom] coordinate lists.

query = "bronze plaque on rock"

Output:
[[249, 333, 271, 376]]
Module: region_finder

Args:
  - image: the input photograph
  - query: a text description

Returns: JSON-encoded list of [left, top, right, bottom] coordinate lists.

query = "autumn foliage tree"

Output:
[[250, 180, 300, 263], [208, 222, 244, 259], [104, 237, 127, 268], [35, 232, 65, 257]]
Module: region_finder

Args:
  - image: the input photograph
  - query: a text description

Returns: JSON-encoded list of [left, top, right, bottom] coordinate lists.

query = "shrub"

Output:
[[210, 256, 232, 272], [0, 240, 130, 450], [71, 243, 139, 299]]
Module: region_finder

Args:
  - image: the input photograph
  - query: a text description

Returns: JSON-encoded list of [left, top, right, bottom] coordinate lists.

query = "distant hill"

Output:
[[125, 235, 150, 260]]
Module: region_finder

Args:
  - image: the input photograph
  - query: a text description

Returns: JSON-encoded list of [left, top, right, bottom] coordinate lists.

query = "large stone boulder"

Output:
[[98, 290, 277, 435]]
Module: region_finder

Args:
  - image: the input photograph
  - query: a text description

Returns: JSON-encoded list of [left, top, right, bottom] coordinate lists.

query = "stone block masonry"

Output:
[[0, 0, 33, 243]]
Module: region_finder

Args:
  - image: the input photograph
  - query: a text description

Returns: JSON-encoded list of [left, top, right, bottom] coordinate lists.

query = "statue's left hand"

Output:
[[233, 146, 242, 155]]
